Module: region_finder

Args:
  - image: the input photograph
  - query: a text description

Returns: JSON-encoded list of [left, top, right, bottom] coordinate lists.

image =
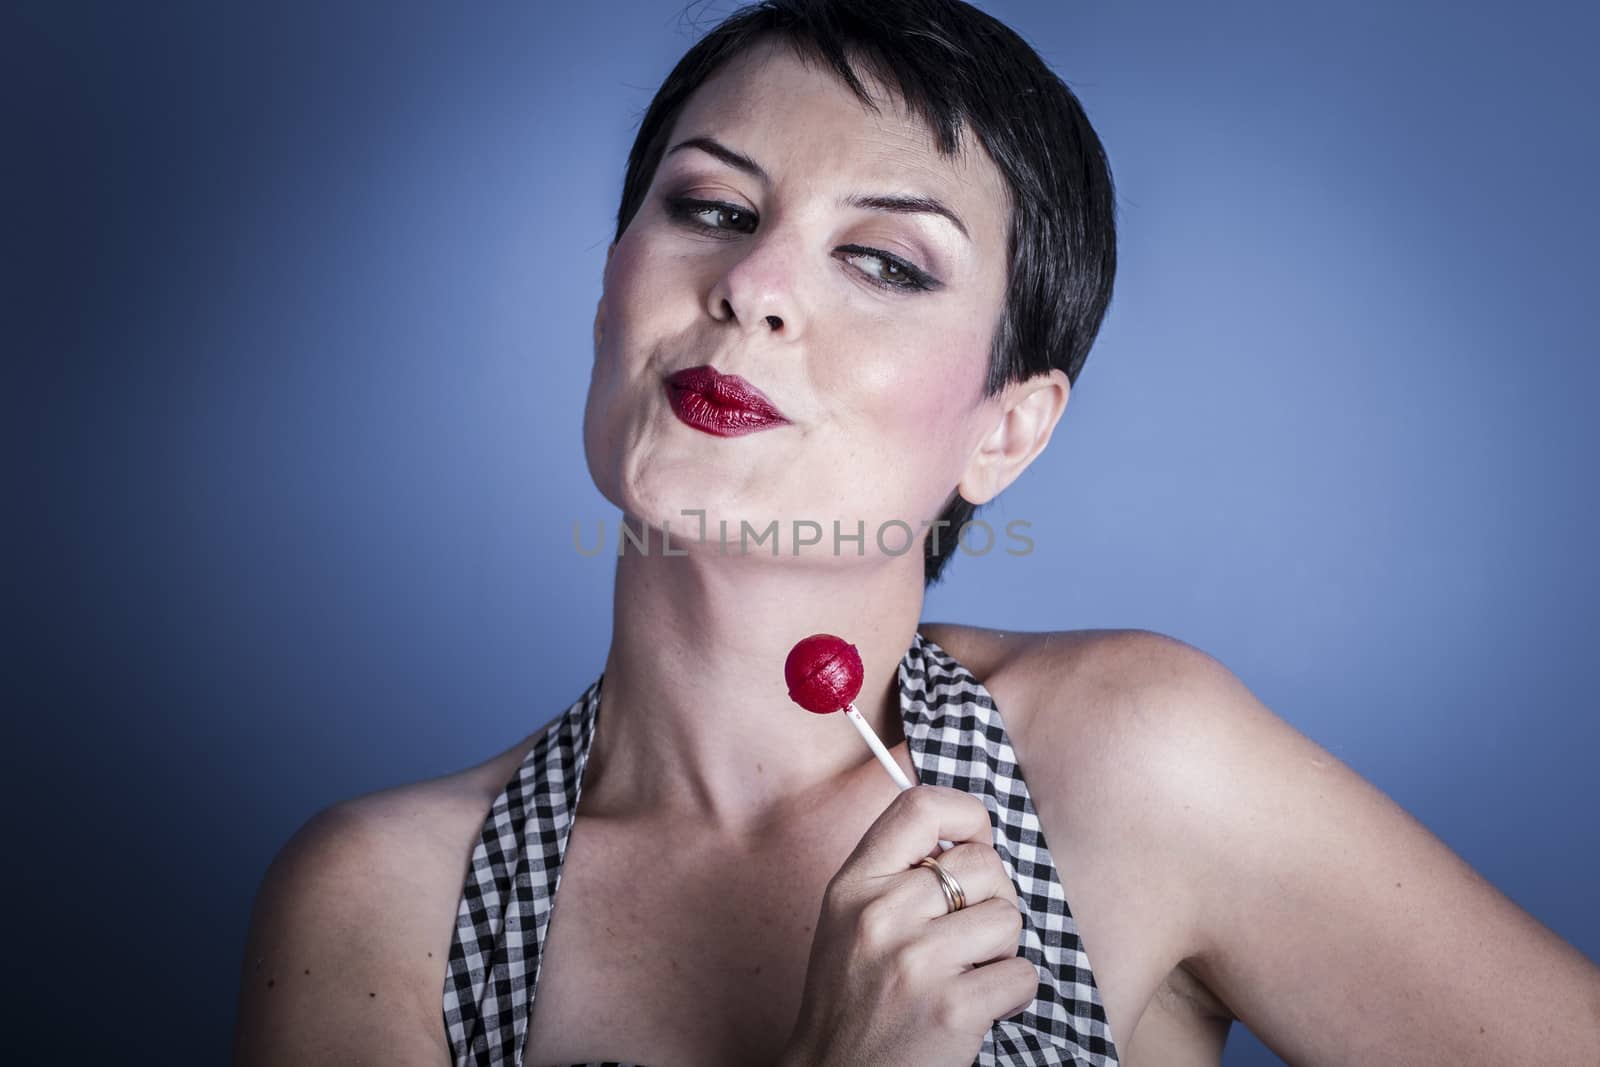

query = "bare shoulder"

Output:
[[231, 727, 549, 1066], [927, 622, 1600, 1063], [916, 624, 1238, 1058], [920, 621, 1295, 819], [917, 620, 1171, 754], [918, 619, 1104, 678]]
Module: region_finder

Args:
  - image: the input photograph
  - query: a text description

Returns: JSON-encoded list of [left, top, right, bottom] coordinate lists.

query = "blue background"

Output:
[[9, 1, 1596, 1062]]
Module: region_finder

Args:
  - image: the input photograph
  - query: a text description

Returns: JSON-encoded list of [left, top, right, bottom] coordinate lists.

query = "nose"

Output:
[[705, 232, 804, 339]]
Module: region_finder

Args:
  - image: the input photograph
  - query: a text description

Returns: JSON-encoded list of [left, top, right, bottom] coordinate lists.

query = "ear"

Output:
[[594, 243, 615, 351], [957, 369, 1070, 506]]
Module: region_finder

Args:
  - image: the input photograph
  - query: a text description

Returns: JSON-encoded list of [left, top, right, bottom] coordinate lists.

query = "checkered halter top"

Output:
[[443, 631, 1121, 1067]]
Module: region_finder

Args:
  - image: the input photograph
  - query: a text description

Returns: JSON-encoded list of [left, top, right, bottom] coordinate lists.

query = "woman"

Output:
[[232, 1, 1600, 1064]]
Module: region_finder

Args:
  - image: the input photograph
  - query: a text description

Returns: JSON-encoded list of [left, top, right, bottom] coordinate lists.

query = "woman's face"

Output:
[[585, 40, 1019, 563]]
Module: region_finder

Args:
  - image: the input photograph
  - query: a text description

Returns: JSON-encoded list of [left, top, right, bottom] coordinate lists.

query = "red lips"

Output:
[[665, 365, 790, 437]]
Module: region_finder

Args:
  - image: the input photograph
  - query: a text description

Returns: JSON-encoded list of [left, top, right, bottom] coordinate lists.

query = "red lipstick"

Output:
[[665, 365, 791, 437]]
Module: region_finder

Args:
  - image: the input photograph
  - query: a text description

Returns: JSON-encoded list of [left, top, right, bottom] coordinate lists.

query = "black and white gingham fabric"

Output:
[[442, 631, 1121, 1067]]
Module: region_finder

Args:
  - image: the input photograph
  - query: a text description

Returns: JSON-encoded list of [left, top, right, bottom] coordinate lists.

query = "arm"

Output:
[[1115, 632, 1600, 1064], [231, 801, 454, 1067]]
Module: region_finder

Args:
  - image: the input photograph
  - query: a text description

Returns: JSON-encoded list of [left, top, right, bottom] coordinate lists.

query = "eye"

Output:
[[662, 195, 938, 294], [664, 196, 756, 235], [835, 244, 935, 293]]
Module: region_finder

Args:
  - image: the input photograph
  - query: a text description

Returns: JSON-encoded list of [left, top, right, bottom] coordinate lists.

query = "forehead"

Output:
[[664, 39, 1010, 238]]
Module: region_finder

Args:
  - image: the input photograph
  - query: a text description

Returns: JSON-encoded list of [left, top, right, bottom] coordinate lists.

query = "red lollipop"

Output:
[[785, 634, 865, 714], [784, 633, 915, 792]]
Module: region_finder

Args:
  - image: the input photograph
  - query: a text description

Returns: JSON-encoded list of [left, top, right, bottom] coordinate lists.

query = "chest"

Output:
[[500, 683, 1228, 1067], [519, 821, 842, 1067], [512, 825, 1221, 1067]]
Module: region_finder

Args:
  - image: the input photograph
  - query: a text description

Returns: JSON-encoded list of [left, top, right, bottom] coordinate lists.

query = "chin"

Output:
[[615, 480, 742, 541]]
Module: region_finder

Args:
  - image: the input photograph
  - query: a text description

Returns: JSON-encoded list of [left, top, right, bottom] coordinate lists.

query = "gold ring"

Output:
[[915, 855, 967, 914]]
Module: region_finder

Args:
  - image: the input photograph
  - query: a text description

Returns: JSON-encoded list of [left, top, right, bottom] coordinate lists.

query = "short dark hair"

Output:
[[611, 0, 1117, 585]]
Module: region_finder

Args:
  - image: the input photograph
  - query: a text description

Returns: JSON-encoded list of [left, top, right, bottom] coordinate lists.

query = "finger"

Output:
[[850, 785, 994, 876], [945, 955, 1042, 1030], [890, 842, 1018, 923], [914, 896, 1026, 972]]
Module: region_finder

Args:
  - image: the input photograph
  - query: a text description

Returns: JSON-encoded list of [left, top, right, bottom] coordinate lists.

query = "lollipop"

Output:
[[785, 634, 915, 791], [785, 633, 865, 714]]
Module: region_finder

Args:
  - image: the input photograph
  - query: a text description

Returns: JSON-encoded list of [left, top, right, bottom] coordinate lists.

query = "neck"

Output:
[[579, 513, 928, 836]]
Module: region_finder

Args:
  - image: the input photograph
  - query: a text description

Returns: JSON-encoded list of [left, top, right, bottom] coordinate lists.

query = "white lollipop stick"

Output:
[[844, 703, 913, 789], [844, 702, 955, 852]]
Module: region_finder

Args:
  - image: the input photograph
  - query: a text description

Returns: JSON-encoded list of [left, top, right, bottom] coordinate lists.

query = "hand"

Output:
[[780, 785, 1039, 1066]]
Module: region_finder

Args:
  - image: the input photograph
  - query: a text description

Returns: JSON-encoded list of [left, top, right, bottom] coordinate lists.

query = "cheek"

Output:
[[845, 328, 987, 452], [583, 239, 650, 476], [600, 234, 657, 340], [814, 330, 987, 520], [587, 237, 668, 418], [597, 212, 665, 322]]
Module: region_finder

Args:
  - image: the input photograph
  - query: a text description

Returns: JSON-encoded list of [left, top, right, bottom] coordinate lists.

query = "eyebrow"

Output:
[[664, 135, 970, 243]]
